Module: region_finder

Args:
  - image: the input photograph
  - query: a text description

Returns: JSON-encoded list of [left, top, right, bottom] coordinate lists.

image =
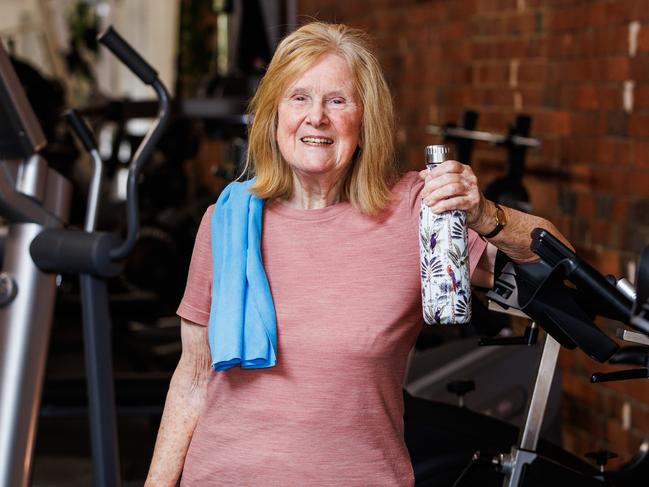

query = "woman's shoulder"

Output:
[[392, 171, 423, 193], [390, 171, 424, 210]]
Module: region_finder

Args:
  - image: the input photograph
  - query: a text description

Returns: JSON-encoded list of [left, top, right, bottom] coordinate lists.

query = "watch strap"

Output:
[[483, 203, 506, 239]]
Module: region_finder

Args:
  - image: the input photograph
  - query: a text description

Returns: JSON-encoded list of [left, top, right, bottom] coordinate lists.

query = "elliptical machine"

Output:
[[0, 27, 170, 487]]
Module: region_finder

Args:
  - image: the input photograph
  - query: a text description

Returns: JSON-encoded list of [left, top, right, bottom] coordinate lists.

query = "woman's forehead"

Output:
[[282, 54, 357, 94]]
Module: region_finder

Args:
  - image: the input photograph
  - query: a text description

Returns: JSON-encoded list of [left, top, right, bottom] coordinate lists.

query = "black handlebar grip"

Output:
[[530, 228, 570, 267], [64, 110, 97, 152], [97, 26, 158, 85], [532, 227, 632, 321]]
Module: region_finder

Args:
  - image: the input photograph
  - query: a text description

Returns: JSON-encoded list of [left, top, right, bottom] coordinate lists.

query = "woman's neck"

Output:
[[284, 172, 344, 209]]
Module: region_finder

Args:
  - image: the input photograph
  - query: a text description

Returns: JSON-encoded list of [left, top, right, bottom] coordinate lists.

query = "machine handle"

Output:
[[97, 26, 158, 85], [531, 228, 632, 322], [96, 26, 171, 260], [65, 110, 97, 152], [591, 368, 648, 383]]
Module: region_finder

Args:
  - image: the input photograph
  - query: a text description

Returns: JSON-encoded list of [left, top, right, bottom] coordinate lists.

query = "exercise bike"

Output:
[[448, 229, 649, 486]]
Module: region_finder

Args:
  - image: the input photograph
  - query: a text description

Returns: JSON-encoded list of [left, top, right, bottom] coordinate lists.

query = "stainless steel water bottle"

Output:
[[419, 144, 471, 324]]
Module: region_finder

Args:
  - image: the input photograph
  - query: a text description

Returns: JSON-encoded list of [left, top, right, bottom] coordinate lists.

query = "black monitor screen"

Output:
[[0, 42, 46, 159]]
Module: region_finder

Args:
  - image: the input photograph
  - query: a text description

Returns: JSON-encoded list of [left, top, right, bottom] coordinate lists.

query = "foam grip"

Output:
[[98, 26, 158, 85]]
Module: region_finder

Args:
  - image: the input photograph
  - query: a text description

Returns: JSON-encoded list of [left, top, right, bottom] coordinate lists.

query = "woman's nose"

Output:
[[306, 102, 328, 127]]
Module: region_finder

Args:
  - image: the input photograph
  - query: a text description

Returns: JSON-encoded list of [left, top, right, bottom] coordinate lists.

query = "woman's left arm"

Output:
[[419, 162, 573, 286]]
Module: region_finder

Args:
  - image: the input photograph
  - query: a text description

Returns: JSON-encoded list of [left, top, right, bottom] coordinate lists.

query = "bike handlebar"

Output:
[[531, 228, 632, 323]]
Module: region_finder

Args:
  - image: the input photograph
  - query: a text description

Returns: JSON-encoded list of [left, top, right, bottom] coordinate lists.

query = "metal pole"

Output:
[[501, 332, 561, 487], [0, 223, 57, 487], [80, 274, 122, 487], [518, 332, 561, 451]]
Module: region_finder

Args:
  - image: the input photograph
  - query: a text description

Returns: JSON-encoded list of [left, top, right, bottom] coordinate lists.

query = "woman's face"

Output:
[[276, 54, 363, 181]]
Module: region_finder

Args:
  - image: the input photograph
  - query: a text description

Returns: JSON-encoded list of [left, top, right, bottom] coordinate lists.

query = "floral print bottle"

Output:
[[420, 144, 471, 325]]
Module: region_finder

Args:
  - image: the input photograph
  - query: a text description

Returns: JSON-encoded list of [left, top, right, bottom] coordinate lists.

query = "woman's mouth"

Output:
[[300, 136, 334, 146]]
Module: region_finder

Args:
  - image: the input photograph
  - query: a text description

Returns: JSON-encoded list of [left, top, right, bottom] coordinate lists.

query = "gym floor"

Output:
[[29, 311, 176, 486], [32, 415, 157, 486]]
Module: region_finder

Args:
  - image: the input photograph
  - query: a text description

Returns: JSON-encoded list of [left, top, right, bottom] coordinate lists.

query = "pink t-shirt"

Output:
[[177, 171, 487, 486]]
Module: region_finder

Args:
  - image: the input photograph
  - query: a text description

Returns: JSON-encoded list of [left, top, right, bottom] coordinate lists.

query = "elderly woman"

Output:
[[146, 22, 568, 486]]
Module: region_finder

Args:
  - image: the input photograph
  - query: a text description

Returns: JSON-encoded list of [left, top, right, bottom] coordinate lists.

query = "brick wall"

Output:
[[298, 0, 649, 469]]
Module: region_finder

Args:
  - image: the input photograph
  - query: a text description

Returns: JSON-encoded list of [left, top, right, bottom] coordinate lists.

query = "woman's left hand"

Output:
[[419, 160, 485, 226]]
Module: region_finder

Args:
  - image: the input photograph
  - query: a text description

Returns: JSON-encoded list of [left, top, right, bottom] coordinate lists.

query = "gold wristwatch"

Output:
[[483, 203, 507, 239]]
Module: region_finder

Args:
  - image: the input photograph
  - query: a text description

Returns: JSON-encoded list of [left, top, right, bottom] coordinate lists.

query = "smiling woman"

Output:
[[145, 21, 571, 487]]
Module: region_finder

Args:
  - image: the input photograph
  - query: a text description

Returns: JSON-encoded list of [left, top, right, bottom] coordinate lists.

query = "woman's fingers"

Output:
[[429, 195, 475, 214], [424, 181, 468, 205], [421, 160, 482, 214]]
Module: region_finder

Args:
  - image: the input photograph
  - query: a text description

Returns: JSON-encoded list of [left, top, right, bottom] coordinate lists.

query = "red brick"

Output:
[[564, 164, 594, 193], [563, 137, 598, 164], [563, 370, 601, 405], [473, 63, 511, 85], [607, 418, 635, 456], [518, 60, 549, 84], [570, 112, 606, 136], [638, 26, 649, 53], [603, 57, 631, 81], [596, 138, 632, 166], [596, 85, 622, 110], [526, 177, 559, 215], [591, 168, 629, 193], [546, 5, 588, 32], [599, 27, 629, 55], [546, 32, 579, 58], [560, 84, 599, 110], [554, 59, 598, 82], [629, 112, 649, 137], [502, 12, 537, 35], [576, 192, 596, 219], [630, 56, 649, 82], [633, 140, 649, 167], [591, 220, 619, 248], [634, 83, 649, 110], [475, 0, 517, 14], [626, 170, 649, 196], [558, 347, 576, 369], [532, 110, 571, 136]]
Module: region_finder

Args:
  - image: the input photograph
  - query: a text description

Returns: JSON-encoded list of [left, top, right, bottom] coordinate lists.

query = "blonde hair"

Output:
[[246, 22, 399, 214]]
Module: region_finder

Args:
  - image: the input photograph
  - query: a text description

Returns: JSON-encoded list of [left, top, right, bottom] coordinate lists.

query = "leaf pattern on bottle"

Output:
[[419, 200, 471, 325]]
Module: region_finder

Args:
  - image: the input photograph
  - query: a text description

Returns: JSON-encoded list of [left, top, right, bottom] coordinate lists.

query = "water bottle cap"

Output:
[[425, 144, 453, 166]]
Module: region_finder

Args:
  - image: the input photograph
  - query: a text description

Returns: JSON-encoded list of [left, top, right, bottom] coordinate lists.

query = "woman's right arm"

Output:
[[145, 318, 212, 486]]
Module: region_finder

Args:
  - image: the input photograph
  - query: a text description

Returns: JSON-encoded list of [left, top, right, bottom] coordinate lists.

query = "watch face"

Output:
[[496, 206, 506, 225]]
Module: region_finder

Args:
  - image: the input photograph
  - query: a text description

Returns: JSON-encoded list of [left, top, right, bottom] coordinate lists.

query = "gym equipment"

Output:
[[0, 38, 72, 487], [0, 27, 170, 487], [450, 229, 649, 486], [427, 118, 541, 149], [405, 330, 562, 442]]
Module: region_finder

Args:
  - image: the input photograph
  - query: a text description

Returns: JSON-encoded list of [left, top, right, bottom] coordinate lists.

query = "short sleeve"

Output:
[[176, 205, 215, 326], [406, 170, 487, 277], [467, 230, 487, 277]]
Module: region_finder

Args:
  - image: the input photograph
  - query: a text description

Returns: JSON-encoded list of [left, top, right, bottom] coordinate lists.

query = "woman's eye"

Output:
[[292, 95, 307, 102], [330, 98, 344, 105]]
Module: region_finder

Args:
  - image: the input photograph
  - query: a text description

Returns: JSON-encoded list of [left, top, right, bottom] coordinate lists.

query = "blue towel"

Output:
[[208, 179, 277, 371]]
